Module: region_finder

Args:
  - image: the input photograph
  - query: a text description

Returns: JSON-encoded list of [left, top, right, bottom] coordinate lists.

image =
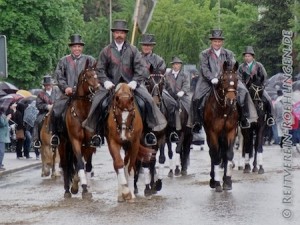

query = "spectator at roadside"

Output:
[[0, 107, 11, 171], [274, 89, 284, 148]]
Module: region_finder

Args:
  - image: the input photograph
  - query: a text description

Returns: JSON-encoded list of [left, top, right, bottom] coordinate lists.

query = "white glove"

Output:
[[104, 81, 115, 90], [177, 91, 184, 97], [10, 124, 16, 130], [128, 81, 137, 90], [47, 104, 53, 111], [211, 78, 219, 85]]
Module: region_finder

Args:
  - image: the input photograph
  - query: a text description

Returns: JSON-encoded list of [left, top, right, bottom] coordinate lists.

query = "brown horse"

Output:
[[105, 83, 153, 202], [40, 110, 60, 178], [59, 59, 99, 199], [203, 61, 239, 192]]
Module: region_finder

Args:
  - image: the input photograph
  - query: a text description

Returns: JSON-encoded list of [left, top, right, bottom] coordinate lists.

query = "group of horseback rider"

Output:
[[32, 19, 275, 149]]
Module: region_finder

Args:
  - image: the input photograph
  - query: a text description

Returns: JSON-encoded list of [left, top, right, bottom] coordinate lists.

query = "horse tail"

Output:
[[137, 144, 155, 163]]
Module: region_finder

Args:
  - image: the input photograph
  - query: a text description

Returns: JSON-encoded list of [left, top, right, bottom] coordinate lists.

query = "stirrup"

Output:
[[267, 117, 275, 126], [192, 122, 202, 133], [144, 132, 157, 146], [169, 132, 179, 143], [50, 135, 60, 147], [240, 118, 251, 129], [91, 135, 102, 147], [33, 140, 41, 148]]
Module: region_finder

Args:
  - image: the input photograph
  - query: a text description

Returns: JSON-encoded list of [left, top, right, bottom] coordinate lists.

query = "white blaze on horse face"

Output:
[[120, 111, 129, 140], [230, 81, 234, 86]]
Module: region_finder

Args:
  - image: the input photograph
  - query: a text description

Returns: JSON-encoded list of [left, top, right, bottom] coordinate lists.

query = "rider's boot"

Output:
[[264, 99, 275, 126], [192, 99, 203, 133], [90, 135, 102, 147], [239, 98, 250, 129], [50, 115, 60, 147]]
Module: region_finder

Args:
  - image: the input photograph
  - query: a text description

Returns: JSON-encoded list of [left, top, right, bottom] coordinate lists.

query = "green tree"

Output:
[[0, 0, 84, 89]]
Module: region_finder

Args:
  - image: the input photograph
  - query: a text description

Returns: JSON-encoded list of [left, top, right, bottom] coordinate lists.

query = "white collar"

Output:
[[214, 49, 221, 57], [115, 41, 124, 51], [46, 89, 52, 95]]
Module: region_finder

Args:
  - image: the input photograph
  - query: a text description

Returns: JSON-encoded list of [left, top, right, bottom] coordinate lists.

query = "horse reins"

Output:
[[249, 83, 264, 101]]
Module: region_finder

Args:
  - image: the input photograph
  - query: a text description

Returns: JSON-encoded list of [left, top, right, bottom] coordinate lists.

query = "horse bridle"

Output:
[[249, 83, 264, 101], [112, 88, 136, 133], [147, 74, 165, 108], [213, 73, 237, 107]]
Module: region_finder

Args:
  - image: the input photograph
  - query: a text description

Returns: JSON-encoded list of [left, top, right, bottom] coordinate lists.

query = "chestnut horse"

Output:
[[134, 74, 166, 196], [40, 110, 60, 178], [106, 83, 153, 202], [59, 60, 99, 199], [203, 61, 239, 192]]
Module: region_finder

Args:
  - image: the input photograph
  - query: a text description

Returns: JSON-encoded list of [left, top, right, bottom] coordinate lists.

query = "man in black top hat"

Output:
[[50, 34, 97, 147], [238, 46, 275, 126], [190, 29, 258, 132], [139, 33, 166, 74], [33, 75, 60, 149], [82, 20, 167, 146]]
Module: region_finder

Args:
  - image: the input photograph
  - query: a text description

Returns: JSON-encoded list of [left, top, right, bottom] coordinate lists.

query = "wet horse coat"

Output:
[[59, 60, 99, 198], [105, 83, 153, 202], [203, 61, 239, 192], [40, 110, 60, 178]]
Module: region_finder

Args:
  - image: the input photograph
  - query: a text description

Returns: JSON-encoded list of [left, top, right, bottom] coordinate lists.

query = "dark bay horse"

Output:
[[134, 74, 166, 196], [203, 61, 239, 192], [105, 83, 153, 202], [40, 110, 60, 178], [241, 74, 268, 174], [59, 60, 99, 198]]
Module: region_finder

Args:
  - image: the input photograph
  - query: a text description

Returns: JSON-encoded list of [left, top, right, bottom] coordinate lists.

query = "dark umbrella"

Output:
[[265, 73, 286, 88], [0, 81, 19, 94], [29, 88, 43, 96], [0, 94, 23, 113], [0, 90, 6, 97], [293, 80, 300, 91]]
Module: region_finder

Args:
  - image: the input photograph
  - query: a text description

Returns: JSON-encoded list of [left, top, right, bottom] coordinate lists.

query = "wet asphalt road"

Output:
[[0, 144, 300, 225]]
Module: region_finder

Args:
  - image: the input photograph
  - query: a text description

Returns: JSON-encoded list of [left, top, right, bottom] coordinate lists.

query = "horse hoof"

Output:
[[215, 182, 222, 192], [174, 166, 181, 176], [258, 166, 264, 174], [155, 179, 162, 191], [223, 176, 232, 190], [238, 166, 244, 171], [181, 169, 187, 176], [168, 170, 173, 178], [144, 188, 152, 197], [71, 187, 79, 195], [122, 192, 132, 201], [209, 179, 216, 188], [118, 196, 125, 203], [82, 191, 92, 199], [243, 164, 251, 173], [64, 192, 72, 198], [252, 166, 258, 173]]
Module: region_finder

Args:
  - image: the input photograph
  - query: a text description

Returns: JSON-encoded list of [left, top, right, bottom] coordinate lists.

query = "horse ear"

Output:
[[233, 61, 239, 72], [85, 59, 90, 70], [92, 60, 97, 68], [223, 61, 228, 71]]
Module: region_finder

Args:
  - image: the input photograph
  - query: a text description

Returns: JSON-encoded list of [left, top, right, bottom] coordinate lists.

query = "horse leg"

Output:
[[51, 147, 61, 178], [209, 146, 222, 192], [134, 160, 141, 194], [143, 162, 152, 197], [167, 141, 174, 177], [155, 142, 166, 191], [223, 136, 235, 190], [242, 128, 252, 173], [255, 126, 265, 174], [180, 129, 192, 176], [84, 149, 94, 188], [58, 140, 72, 198], [236, 127, 244, 170]]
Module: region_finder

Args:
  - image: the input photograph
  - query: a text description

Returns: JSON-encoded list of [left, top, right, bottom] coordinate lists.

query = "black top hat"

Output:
[[139, 34, 156, 45], [243, 46, 255, 56], [43, 75, 53, 85], [170, 56, 183, 64], [68, 34, 85, 46], [111, 20, 129, 33], [209, 29, 225, 40]]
